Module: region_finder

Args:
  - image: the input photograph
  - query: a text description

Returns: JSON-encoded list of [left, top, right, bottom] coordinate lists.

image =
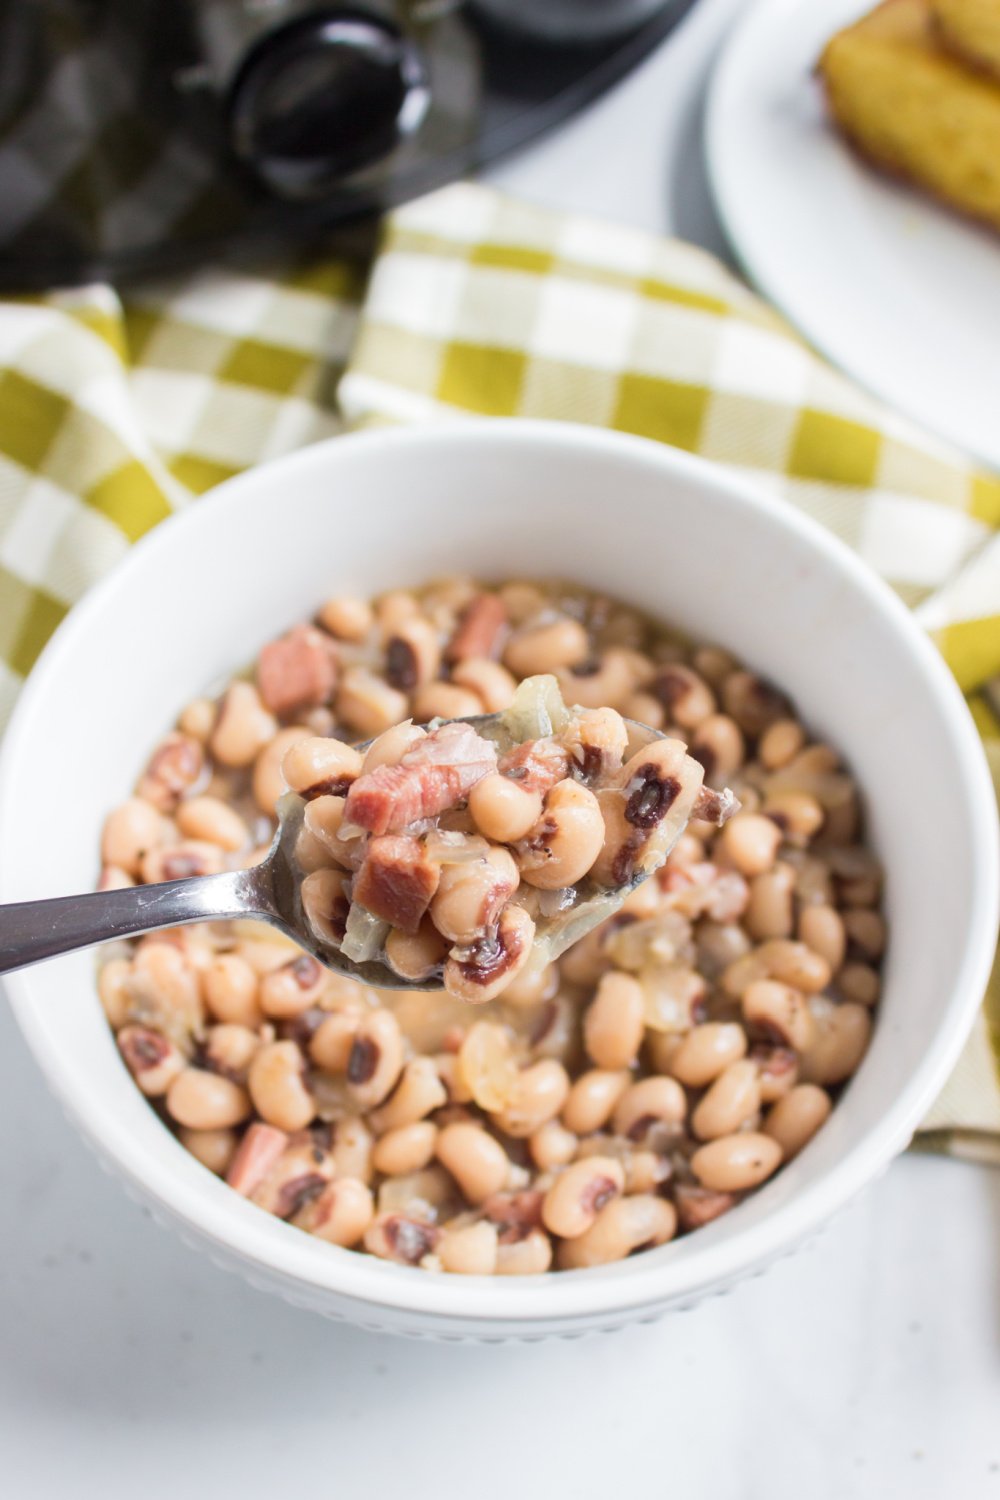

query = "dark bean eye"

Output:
[[347, 1035, 379, 1084], [625, 768, 681, 828], [386, 637, 418, 691]]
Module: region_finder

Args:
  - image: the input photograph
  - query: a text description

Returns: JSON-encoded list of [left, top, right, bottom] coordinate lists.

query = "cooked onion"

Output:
[[423, 829, 490, 864], [341, 904, 390, 963], [501, 673, 572, 745]]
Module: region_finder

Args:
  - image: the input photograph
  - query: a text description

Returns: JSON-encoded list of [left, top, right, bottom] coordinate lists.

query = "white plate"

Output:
[[706, 0, 1000, 471]]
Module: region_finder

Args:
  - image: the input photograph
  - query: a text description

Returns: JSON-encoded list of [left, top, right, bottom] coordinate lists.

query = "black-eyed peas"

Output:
[[763, 1083, 832, 1160], [515, 779, 605, 890], [690, 1131, 782, 1192], [583, 970, 645, 1070], [557, 1194, 677, 1269], [247, 1040, 316, 1131], [98, 575, 884, 1274], [435, 1122, 512, 1204]]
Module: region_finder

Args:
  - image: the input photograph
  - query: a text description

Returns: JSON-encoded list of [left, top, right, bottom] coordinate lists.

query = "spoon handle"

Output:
[[0, 868, 267, 976]]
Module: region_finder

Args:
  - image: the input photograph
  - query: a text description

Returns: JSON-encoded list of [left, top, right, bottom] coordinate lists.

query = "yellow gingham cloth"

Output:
[[0, 182, 997, 1152]]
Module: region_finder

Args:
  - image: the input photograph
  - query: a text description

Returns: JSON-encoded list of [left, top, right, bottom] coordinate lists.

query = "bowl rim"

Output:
[[1, 417, 997, 1327]]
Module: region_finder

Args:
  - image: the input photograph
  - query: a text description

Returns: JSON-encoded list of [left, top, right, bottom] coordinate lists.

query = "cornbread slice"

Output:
[[819, 0, 1000, 233], [933, 0, 1000, 79]]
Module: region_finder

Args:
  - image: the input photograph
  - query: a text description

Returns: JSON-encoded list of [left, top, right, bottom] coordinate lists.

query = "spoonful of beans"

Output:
[[0, 677, 736, 999]]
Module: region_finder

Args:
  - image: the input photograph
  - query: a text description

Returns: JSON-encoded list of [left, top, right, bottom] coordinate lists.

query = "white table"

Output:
[[3, 1, 998, 1491]]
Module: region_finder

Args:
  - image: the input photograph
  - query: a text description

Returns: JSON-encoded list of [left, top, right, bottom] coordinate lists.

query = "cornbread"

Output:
[[933, 0, 1000, 78], [819, 0, 1000, 234]]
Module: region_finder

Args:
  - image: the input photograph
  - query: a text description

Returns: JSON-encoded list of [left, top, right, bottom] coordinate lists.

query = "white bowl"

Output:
[[0, 421, 995, 1340]]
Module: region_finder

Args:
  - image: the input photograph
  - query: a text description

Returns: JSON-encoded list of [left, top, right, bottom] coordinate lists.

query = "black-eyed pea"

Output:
[[495, 1228, 553, 1274], [742, 979, 814, 1052], [360, 721, 426, 774], [384, 919, 448, 983], [695, 919, 752, 980], [499, 959, 558, 1009], [722, 940, 831, 998], [516, 779, 605, 890], [612, 1076, 686, 1140], [346, 1009, 404, 1109], [201, 954, 262, 1026], [529, 1119, 578, 1171], [364, 1212, 441, 1265], [336, 668, 409, 738], [118, 1025, 185, 1096], [623, 1148, 671, 1194], [385, 616, 441, 692], [561, 1070, 632, 1135], [691, 1059, 762, 1141], [503, 617, 590, 678], [468, 774, 543, 843], [375, 589, 421, 640], [317, 595, 373, 642], [541, 1156, 625, 1239], [178, 697, 217, 743], [309, 1011, 360, 1073], [798, 904, 847, 973], [764, 1084, 833, 1160], [300, 868, 350, 949], [451, 659, 518, 712], [297, 1177, 374, 1246], [251, 726, 310, 816], [622, 691, 665, 731], [175, 796, 248, 851], [210, 683, 276, 769], [799, 999, 872, 1085], [759, 719, 806, 770], [369, 1057, 449, 1134], [557, 1194, 677, 1269], [203, 1023, 260, 1082], [136, 733, 205, 812], [259, 954, 326, 1019], [652, 664, 716, 729], [436, 1122, 511, 1204], [690, 1131, 782, 1192], [843, 908, 887, 961], [444, 904, 536, 1005], [438, 1221, 499, 1275], [131, 940, 204, 1031], [431, 847, 519, 945], [837, 962, 881, 1007], [690, 714, 745, 784], [248, 1040, 315, 1131], [332, 1115, 374, 1184], [140, 840, 224, 883], [372, 1121, 439, 1176], [583, 970, 645, 1070], [721, 671, 789, 737], [98, 864, 135, 892], [101, 798, 165, 876], [497, 581, 547, 624], [282, 735, 363, 799], [494, 1060, 570, 1137], [178, 1125, 237, 1175], [557, 649, 642, 711], [98, 957, 133, 1029], [668, 1022, 748, 1088], [166, 1067, 251, 1129], [691, 645, 738, 688], [411, 682, 483, 722], [719, 813, 782, 877], [744, 863, 796, 941], [763, 791, 824, 843]]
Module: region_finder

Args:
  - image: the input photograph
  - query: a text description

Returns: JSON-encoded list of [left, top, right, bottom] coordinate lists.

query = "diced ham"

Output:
[[498, 737, 571, 794], [445, 592, 508, 663], [691, 785, 740, 827], [344, 722, 497, 835], [352, 835, 441, 934], [226, 1122, 289, 1197], [257, 625, 338, 717]]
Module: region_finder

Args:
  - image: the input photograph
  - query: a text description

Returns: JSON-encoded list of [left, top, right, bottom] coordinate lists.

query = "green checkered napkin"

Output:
[[0, 182, 997, 1152]]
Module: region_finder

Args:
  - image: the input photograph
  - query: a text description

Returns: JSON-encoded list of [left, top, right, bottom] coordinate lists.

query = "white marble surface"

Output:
[[4, 0, 999, 1491]]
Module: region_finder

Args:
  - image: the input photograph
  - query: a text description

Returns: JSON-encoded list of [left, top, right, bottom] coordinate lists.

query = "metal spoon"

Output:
[[0, 712, 716, 989]]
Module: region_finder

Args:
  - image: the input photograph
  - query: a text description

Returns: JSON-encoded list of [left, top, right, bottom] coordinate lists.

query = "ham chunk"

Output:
[[226, 1122, 289, 1197], [445, 592, 508, 663], [257, 625, 338, 717], [352, 835, 441, 933], [498, 737, 570, 795], [344, 721, 498, 835], [692, 785, 740, 827]]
